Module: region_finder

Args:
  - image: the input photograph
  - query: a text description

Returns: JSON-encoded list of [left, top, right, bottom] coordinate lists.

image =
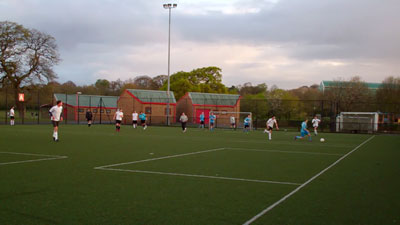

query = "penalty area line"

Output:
[[226, 147, 344, 156], [96, 167, 301, 186], [242, 135, 375, 225], [0, 151, 68, 166], [94, 147, 226, 169]]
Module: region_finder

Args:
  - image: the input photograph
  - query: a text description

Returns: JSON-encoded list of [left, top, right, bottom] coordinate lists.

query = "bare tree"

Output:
[[376, 76, 400, 113], [0, 21, 60, 115], [134, 75, 153, 89], [324, 76, 373, 112], [152, 75, 167, 89]]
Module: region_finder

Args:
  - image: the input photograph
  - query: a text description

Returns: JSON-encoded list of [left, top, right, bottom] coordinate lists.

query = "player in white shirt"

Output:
[[9, 106, 15, 126], [132, 111, 138, 128], [311, 116, 321, 136], [113, 109, 124, 132], [49, 100, 63, 142], [230, 116, 236, 129], [265, 116, 279, 140]]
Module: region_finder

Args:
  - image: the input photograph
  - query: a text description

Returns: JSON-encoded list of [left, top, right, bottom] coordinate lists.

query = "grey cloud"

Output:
[[1, 0, 399, 88], [174, 0, 400, 60]]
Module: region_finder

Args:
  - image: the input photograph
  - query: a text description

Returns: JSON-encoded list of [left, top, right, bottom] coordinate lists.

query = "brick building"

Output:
[[176, 92, 241, 126], [118, 89, 176, 125]]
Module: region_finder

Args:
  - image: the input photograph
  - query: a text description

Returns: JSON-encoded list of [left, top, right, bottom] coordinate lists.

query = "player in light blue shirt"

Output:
[[295, 119, 311, 141], [199, 112, 205, 129], [209, 113, 216, 131], [139, 112, 147, 130], [243, 115, 251, 133]]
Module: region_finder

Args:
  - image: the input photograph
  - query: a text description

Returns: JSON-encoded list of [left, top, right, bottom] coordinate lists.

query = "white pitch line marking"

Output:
[[226, 147, 344, 156], [231, 139, 354, 148], [96, 168, 302, 186], [242, 135, 376, 225], [0, 152, 68, 166], [95, 148, 225, 169]]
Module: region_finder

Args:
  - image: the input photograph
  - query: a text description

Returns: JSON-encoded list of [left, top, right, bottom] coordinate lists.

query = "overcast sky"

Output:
[[1, 0, 399, 89]]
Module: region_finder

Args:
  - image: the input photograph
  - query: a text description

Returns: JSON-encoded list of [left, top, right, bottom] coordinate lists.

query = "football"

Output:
[[320, 138, 325, 142]]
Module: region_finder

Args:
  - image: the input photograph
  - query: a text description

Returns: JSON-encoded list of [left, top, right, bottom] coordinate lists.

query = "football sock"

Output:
[[268, 132, 271, 140]]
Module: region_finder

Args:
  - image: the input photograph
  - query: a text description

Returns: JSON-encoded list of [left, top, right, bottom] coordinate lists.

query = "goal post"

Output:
[[336, 112, 379, 133], [208, 111, 253, 130]]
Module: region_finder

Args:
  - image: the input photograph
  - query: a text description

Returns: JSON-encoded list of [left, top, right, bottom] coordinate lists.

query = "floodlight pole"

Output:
[[76, 92, 81, 124], [164, 3, 177, 126]]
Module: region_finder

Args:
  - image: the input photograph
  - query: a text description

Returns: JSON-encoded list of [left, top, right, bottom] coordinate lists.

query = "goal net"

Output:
[[336, 112, 379, 133], [208, 111, 253, 130]]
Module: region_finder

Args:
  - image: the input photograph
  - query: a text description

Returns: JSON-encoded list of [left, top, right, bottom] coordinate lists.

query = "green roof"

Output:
[[188, 92, 240, 106], [126, 89, 176, 104], [320, 81, 383, 92], [54, 94, 118, 108]]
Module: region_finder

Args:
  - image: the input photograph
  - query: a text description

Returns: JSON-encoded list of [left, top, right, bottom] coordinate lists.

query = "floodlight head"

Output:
[[163, 3, 177, 9]]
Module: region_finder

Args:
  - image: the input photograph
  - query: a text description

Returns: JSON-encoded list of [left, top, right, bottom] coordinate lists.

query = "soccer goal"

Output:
[[336, 112, 379, 133], [208, 111, 253, 130]]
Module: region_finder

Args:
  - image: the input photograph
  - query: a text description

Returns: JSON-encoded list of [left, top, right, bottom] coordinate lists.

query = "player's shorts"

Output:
[[267, 126, 273, 131], [132, 120, 138, 124], [141, 120, 146, 124], [10, 116, 15, 119], [313, 124, 318, 128], [301, 130, 309, 137], [244, 124, 249, 128], [87, 118, 92, 121], [210, 122, 214, 126], [52, 121, 60, 127], [116, 120, 122, 124], [200, 121, 204, 125], [231, 123, 236, 126]]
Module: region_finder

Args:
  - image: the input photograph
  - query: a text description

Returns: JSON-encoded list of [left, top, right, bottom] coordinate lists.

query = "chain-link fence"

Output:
[[1, 88, 399, 133]]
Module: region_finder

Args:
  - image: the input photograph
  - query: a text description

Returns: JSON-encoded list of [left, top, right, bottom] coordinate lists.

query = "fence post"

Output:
[[22, 94, 25, 125], [149, 97, 152, 125], [65, 93, 68, 124], [37, 91, 40, 124], [321, 100, 324, 132], [77, 94, 80, 125], [100, 97, 102, 124], [255, 99, 258, 130], [5, 86, 8, 125]]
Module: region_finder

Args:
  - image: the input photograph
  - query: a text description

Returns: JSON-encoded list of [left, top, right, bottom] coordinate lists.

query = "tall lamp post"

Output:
[[76, 92, 82, 124], [163, 3, 177, 126]]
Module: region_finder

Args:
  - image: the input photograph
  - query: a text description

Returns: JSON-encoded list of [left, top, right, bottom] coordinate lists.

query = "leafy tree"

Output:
[[161, 66, 228, 99], [0, 21, 60, 114], [240, 93, 269, 120], [289, 84, 323, 117], [95, 79, 110, 95], [238, 82, 268, 96], [267, 88, 303, 120], [376, 76, 400, 113], [227, 85, 239, 94]]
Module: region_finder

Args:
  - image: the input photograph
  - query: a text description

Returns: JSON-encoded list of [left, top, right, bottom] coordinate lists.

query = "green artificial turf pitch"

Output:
[[0, 125, 399, 225]]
